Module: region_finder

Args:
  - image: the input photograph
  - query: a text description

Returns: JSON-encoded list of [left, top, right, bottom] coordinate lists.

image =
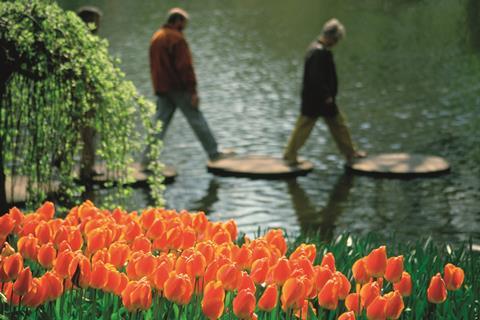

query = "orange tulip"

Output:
[[135, 253, 157, 278], [334, 271, 351, 300], [35, 221, 52, 244], [265, 229, 287, 256], [384, 290, 404, 319], [196, 241, 216, 264], [258, 283, 278, 311], [131, 236, 152, 253], [3, 253, 23, 280], [444, 263, 464, 291], [9, 207, 24, 234], [366, 295, 387, 320], [3, 282, 20, 306], [37, 243, 57, 269], [290, 244, 316, 263], [36, 201, 55, 220], [150, 261, 172, 291], [313, 265, 333, 294], [295, 299, 316, 320], [73, 255, 91, 289], [321, 252, 336, 272], [360, 281, 381, 308], [338, 311, 356, 320], [233, 245, 252, 270], [17, 235, 39, 261], [22, 278, 46, 307], [233, 288, 256, 320], [217, 263, 241, 291], [223, 219, 238, 243], [269, 257, 291, 285], [140, 208, 156, 230], [90, 261, 109, 289], [393, 272, 412, 297], [202, 281, 225, 320], [186, 251, 207, 278], [250, 257, 269, 284], [91, 248, 111, 265], [114, 272, 129, 296], [180, 227, 196, 250], [281, 277, 306, 311], [427, 273, 447, 304], [0, 214, 14, 238], [291, 256, 315, 279], [352, 258, 370, 284], [366, 246, 387, 278], [129, 280, 153, 311], [54, 250, 75, 278], [163, 271, 193, 305], [384, 256, 404, 283], [318, 279, 339, 310], [13, 267, 33, 296], [237, 271, 256, 293], [345, 293, 362, 315], [42, 272, 63, 301], [104, 265, 122, 293]]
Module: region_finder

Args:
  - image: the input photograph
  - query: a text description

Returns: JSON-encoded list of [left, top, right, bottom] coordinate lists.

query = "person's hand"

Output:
[[191, 93, 199, 108], [325, 96, 333, 104]]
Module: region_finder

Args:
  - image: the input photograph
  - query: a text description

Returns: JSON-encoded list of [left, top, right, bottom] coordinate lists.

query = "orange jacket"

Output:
[[150, 25, 197, 95]]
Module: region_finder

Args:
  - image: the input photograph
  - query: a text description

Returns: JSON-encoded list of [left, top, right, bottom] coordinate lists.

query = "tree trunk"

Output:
[[0, 47, 12, 215]]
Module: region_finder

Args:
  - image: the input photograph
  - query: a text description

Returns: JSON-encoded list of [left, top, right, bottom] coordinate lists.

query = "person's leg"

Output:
[[283, 115, 317, 164], [143, 95, 176, 165], [174, 92, 219, 159], [323, 111, 357, 161]]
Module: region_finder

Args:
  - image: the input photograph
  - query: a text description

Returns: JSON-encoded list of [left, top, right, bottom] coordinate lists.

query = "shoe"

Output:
[[346, 150, 367, 165], [210, 150, 235, 162]]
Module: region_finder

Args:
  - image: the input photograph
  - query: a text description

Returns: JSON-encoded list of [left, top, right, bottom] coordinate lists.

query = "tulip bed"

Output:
[[0, 201, 478, 319]]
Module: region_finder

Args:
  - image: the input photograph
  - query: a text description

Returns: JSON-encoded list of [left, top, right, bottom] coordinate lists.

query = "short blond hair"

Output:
[[322, 18, 346, 41]]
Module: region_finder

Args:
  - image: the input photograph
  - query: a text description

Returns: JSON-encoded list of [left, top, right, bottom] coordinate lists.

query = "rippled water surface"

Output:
[[60, 0, 480, 242]]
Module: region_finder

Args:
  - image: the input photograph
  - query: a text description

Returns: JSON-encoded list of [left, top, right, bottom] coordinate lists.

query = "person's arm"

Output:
[[310, 49, 335, 104], [172, 38, 198, 107]]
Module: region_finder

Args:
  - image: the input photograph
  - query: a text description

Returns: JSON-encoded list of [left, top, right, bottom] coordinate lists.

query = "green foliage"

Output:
[[0, 0, 164, 208]]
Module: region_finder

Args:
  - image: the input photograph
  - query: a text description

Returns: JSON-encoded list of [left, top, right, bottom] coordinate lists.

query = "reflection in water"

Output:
[[287, 173, 354, 241], [188, 178, 220, 213]]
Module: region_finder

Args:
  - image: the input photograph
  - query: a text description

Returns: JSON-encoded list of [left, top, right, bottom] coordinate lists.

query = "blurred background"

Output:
[[58, 0, 480, 242]]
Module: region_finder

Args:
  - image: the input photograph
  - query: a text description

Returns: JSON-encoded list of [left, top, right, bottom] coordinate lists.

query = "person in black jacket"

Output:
[[283, 18, 365, 165]]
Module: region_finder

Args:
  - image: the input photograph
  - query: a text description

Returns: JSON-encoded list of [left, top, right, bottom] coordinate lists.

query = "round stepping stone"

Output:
[[207, 155, 313, 179], [346, 153, 450, 178]]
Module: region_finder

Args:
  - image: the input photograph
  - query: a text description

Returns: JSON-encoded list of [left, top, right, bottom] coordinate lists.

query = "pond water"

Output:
[[59, 0, 480, 242]]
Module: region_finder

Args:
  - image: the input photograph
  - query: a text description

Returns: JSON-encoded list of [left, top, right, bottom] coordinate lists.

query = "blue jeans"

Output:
[[153, 91, 219, 159]]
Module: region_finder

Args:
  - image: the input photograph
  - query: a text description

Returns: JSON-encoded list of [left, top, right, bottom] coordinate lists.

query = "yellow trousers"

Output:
[[283, 112, 356, 162]]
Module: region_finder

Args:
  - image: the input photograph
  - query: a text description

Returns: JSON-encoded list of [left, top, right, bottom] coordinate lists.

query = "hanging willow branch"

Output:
[[0, 0, 164, 211]]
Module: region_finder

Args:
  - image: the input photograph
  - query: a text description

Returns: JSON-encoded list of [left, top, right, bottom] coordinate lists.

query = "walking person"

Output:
[[146, 8, 231, 164], [283, 18, 365, 166]]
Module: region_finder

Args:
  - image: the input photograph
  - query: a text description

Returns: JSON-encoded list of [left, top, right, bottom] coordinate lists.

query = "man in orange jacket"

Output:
[[147, 8, 229, 162]]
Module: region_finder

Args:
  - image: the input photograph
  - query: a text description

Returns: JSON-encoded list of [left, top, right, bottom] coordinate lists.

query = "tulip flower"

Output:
[[345, 293, 362, 315], [3, 282, 20, 306], [202, 281, 225, 320], [90, 261, 109, 289], [36, 201, 55, 220], [313, 265, 333, 294], [427, 273, 447, 304], [186, 251, 207, 278], [281, 277, 306, 311], [150, 261, 172, 291], [217, 263, 241, 291], [17, 235, 39, 261], [250, 257, 269, 284], [258, 283, 278, 311], [108, 242, 130, 269], [3, 253, 23, 280], [295, 299, 316, 320], [1, 242, 15, 257], [444, 263, 464, 291], [0, 214, 15, 238], [54, 250, 75, 278], [131, 236, 152, 253], [360, 281, 380, 308], [37, 243, 57, 269], [265, 229, 287, 256], [270, 257, 292, 285], [393, 272, 412, 297], [196, 241, 216, 264], [164, 271, 193, 305], [366, 295, 387, 320], [352, 258, 370, 284], [366, 246, 387, 278], [13, 267, 33, 296], [233, 289, 256, 320], [318, 279, 339, 310], [290, 244, 316, 263], [233, 245, 252, 270], [385, 290, 404, 319], [334, 271, 351, 300], [35, 221, 52, 244], [338, 311, 356, 320], [385, 256, 404, 283], [126, 280, 152, 311], [22, 278, 46, 308], [321, 252, 336, 272], [42, 272, 63, 301], [237, 271, 256, 293]]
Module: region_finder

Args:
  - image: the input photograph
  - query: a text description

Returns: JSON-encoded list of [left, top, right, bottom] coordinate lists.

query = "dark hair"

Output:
[[167, 12, 187, 24]]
